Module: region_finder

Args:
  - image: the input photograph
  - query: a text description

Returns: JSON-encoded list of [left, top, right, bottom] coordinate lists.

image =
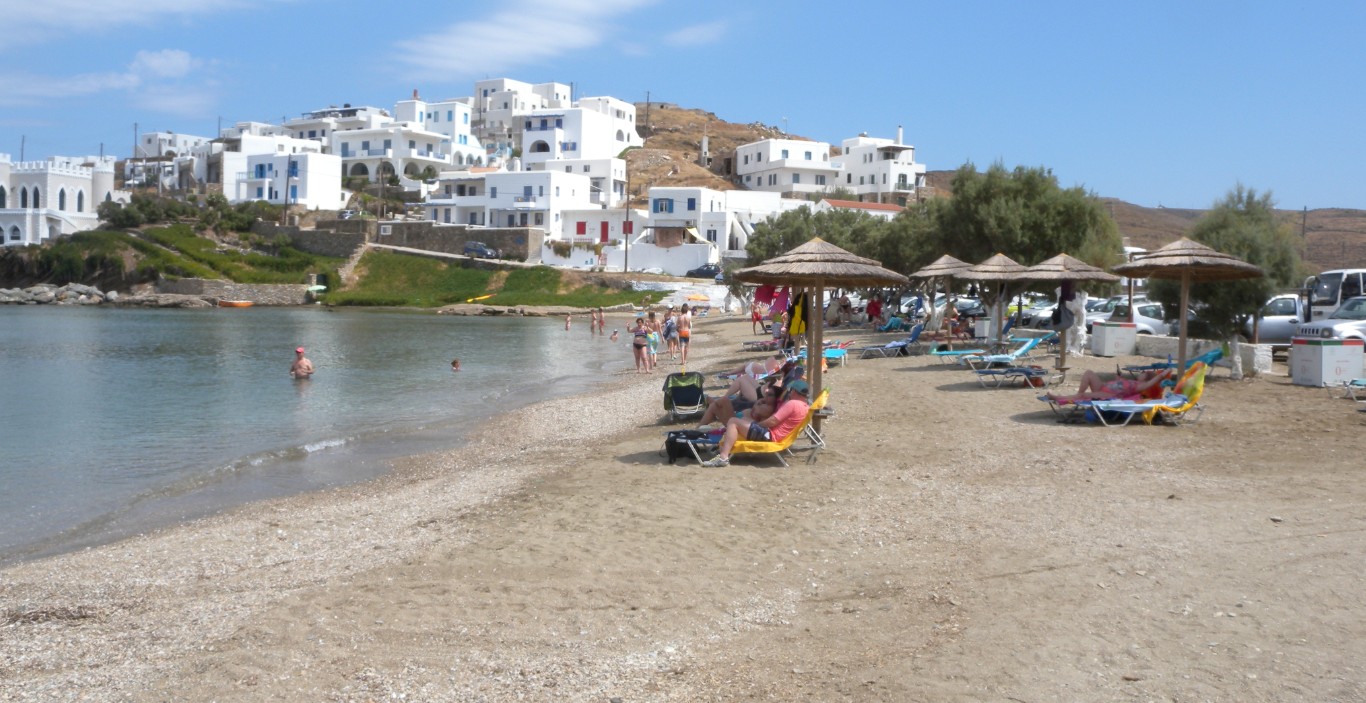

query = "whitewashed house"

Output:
[[468, 78, 572, 160], [518, 96, 640, 207], [0, 154, 130, 246], [831, 128, 926, 205], [393, 93, 485, 169], [234, 151, 345, 210], [424, 169, 596, 230], [734, 138, 838, 197]]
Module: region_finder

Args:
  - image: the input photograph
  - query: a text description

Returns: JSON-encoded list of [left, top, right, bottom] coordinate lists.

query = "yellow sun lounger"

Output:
[[731, 389, 829, 467]]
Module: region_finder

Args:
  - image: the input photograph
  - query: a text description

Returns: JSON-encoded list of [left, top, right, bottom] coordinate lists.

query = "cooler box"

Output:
[[1290, 337, 1365, 387], [974, 318, 995, 341], [1091, 321, 1138, 357]]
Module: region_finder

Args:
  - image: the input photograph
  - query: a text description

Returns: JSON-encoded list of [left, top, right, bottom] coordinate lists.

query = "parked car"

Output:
[[1019, 300, 1059, 328], [1108, 299, 1171, 335], [1295, 295, 1366, 342], [463, 241, 499, 259], [684, 263, 722, 279], [1242, 293, 1306, 349]]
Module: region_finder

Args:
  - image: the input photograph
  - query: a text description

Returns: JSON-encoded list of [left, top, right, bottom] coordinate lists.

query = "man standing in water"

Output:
[[290, 347, 315, 379]]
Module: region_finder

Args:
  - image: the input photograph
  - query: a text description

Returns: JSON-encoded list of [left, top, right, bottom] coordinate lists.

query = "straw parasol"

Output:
[[909, 255, 973, 339], [734, 237, 909, 421], [1112, 238, 1263, 371], [1019, 253, 1121, 368], [957, 253, 1029, 348]]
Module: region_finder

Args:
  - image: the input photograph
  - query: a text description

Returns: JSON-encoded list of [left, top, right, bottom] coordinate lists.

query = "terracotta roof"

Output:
[[821, 198, 904, 213]]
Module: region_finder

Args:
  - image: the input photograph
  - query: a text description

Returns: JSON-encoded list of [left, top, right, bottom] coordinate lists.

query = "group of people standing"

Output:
[[628, 304, 693, 373]]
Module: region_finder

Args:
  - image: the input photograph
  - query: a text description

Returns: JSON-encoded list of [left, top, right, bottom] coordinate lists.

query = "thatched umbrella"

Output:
[[957, 253, 1029, 348], [1112, 238, 1263, 371], [1019, 253, 1121, 369], [734, 238, 909, 421], [908, 254, 973, 340]]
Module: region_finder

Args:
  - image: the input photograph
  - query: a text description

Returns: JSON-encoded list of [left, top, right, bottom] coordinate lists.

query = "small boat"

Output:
[[218, 300, 255, 308]]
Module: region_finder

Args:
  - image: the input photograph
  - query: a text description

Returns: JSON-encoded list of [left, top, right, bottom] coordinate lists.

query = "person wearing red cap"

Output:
[[290, 346, 314, 379]]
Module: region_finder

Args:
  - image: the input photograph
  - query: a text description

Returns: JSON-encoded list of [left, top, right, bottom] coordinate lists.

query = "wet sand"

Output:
[[4, 316, 1366, 701]]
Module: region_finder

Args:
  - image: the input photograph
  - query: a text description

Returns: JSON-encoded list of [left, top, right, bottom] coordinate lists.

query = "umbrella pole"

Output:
[[1057, 327, 1069, 370], [812, 281, 825, 434], [1178, 272, 1191, 372]]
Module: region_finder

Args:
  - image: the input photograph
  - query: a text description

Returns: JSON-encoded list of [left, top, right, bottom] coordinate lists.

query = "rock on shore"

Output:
[[0, 283, 215, 308]]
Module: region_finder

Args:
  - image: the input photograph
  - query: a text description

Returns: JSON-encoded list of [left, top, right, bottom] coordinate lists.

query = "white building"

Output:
[[1, 154, 130, 246], [234, 151, 345, 210], [646, 187, 804, 257], [812, 198, 904, 221], [831, 128, 927, 205], [517, 96, 640, 206], [424, 169, 596, 230], [135, 131, 211, 159], [394, 93, 486, 169], [468, 78, 572, 157], [734, 138, 838, 196]]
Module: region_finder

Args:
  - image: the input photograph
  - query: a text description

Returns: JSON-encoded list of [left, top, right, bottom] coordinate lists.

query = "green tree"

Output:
[[918, 163, 1123, 274], [1146, 185, 1299, 340], [745, 206, 890, 264]]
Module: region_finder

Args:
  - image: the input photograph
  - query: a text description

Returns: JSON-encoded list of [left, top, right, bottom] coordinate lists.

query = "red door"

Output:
[[600, 221, 609, 243]]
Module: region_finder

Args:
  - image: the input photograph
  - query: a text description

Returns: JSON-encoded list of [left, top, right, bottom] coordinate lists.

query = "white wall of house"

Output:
[[394, 97, 485, 168], [424, 169, 595, 231], [1, 154, 129, 246], [832, 133, 926, 204], [136, 131, 212, 159], [735, 138, 838, 195], [536, 157, 626, 206], [234, 152, 344, 209]]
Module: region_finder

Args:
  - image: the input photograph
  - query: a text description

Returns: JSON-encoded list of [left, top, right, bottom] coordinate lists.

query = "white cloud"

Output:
[[0, 71, 142, 106], [663, 20, 727, 47], [135, 85, 218, 117], [0, 49, 213, 117], [395, 0, 656, 80], [130, 49, 201, 79], [0, 0, 254, 39]]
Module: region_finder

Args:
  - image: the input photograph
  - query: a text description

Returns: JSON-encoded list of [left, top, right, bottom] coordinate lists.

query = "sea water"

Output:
[[0, 305, 632, 565]]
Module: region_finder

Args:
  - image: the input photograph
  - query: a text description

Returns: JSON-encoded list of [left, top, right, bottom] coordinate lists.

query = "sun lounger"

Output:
[[929, 345, 986, 364], [731, 389, 830, 467], [974, 364, 1063, 389]]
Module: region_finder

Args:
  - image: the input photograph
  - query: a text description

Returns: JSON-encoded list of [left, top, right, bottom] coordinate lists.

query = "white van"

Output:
[[1305, 269, 1366, 321]]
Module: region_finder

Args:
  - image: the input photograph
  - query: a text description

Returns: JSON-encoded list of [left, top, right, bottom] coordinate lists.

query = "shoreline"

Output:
[[5, 318, 1366, 700]]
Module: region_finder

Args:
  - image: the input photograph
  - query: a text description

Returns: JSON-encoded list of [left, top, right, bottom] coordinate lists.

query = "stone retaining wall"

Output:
[[158, 279, 308, 305]]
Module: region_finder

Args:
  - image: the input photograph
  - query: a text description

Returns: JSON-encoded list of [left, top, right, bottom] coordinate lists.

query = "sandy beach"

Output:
[[4, 315, 1366, 701]]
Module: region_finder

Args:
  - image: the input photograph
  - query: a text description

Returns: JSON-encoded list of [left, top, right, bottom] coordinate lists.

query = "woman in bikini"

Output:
[[631, 317, 650, 373]]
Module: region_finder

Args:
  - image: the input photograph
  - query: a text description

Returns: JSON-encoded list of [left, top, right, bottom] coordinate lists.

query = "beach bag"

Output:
[[663, 429, 711, 464]]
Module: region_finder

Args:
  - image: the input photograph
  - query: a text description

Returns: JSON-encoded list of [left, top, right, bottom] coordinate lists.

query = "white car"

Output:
[[1108, 299, 1171, 335]]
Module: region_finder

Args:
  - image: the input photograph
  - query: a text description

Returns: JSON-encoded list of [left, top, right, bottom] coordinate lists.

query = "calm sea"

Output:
[[0, 305, 632, 566]]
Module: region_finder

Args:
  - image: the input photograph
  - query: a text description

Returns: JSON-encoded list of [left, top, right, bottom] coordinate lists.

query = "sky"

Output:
[[1, 0, 1362, 210]]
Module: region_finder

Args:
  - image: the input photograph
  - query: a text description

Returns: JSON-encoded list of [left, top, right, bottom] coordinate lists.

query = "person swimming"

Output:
[[451, 358, 461, 372]]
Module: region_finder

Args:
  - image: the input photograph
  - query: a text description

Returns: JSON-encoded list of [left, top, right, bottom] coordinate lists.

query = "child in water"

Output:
[[451, 358, 461, 372]]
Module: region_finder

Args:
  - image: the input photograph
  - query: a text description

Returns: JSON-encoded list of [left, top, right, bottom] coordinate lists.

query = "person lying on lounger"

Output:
[[697, 362, 804, 426], [1045, 369, 1167, 403], [701, 381, 812, 467]]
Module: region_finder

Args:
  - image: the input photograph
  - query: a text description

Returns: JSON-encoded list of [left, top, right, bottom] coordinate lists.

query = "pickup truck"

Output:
[[1243, 293, 1308, 349]]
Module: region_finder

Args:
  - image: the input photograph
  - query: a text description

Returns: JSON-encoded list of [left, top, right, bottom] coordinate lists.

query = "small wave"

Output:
[[303, 437, 348, 454]]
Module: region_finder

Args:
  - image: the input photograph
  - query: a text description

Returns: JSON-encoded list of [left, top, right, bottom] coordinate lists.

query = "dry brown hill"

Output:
[[633, 104, 1366, 272]]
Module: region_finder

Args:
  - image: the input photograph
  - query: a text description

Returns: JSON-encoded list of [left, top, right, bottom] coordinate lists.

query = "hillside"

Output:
[[634, 103, 1366, 273]]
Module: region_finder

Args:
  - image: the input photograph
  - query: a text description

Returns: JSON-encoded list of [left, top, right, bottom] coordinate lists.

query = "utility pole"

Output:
[[643, 91, 651, 138]]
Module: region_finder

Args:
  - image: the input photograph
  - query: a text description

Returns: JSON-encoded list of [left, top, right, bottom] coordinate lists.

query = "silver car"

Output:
[[1296, 296, 1366, 341], [1242, 294, 1304, 348]]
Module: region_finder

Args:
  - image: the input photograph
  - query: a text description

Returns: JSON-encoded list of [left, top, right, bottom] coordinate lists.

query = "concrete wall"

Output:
[[1134, 335, 1273, 375], [374, 221, 541, 260], [158, 278, 308, 305]]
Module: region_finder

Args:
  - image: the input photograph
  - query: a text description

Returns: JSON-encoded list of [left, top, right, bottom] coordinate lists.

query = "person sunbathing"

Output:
[[1046, 369, 1167, 403], [701, 381, 813, 467], [697, 362, 804, 426]]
